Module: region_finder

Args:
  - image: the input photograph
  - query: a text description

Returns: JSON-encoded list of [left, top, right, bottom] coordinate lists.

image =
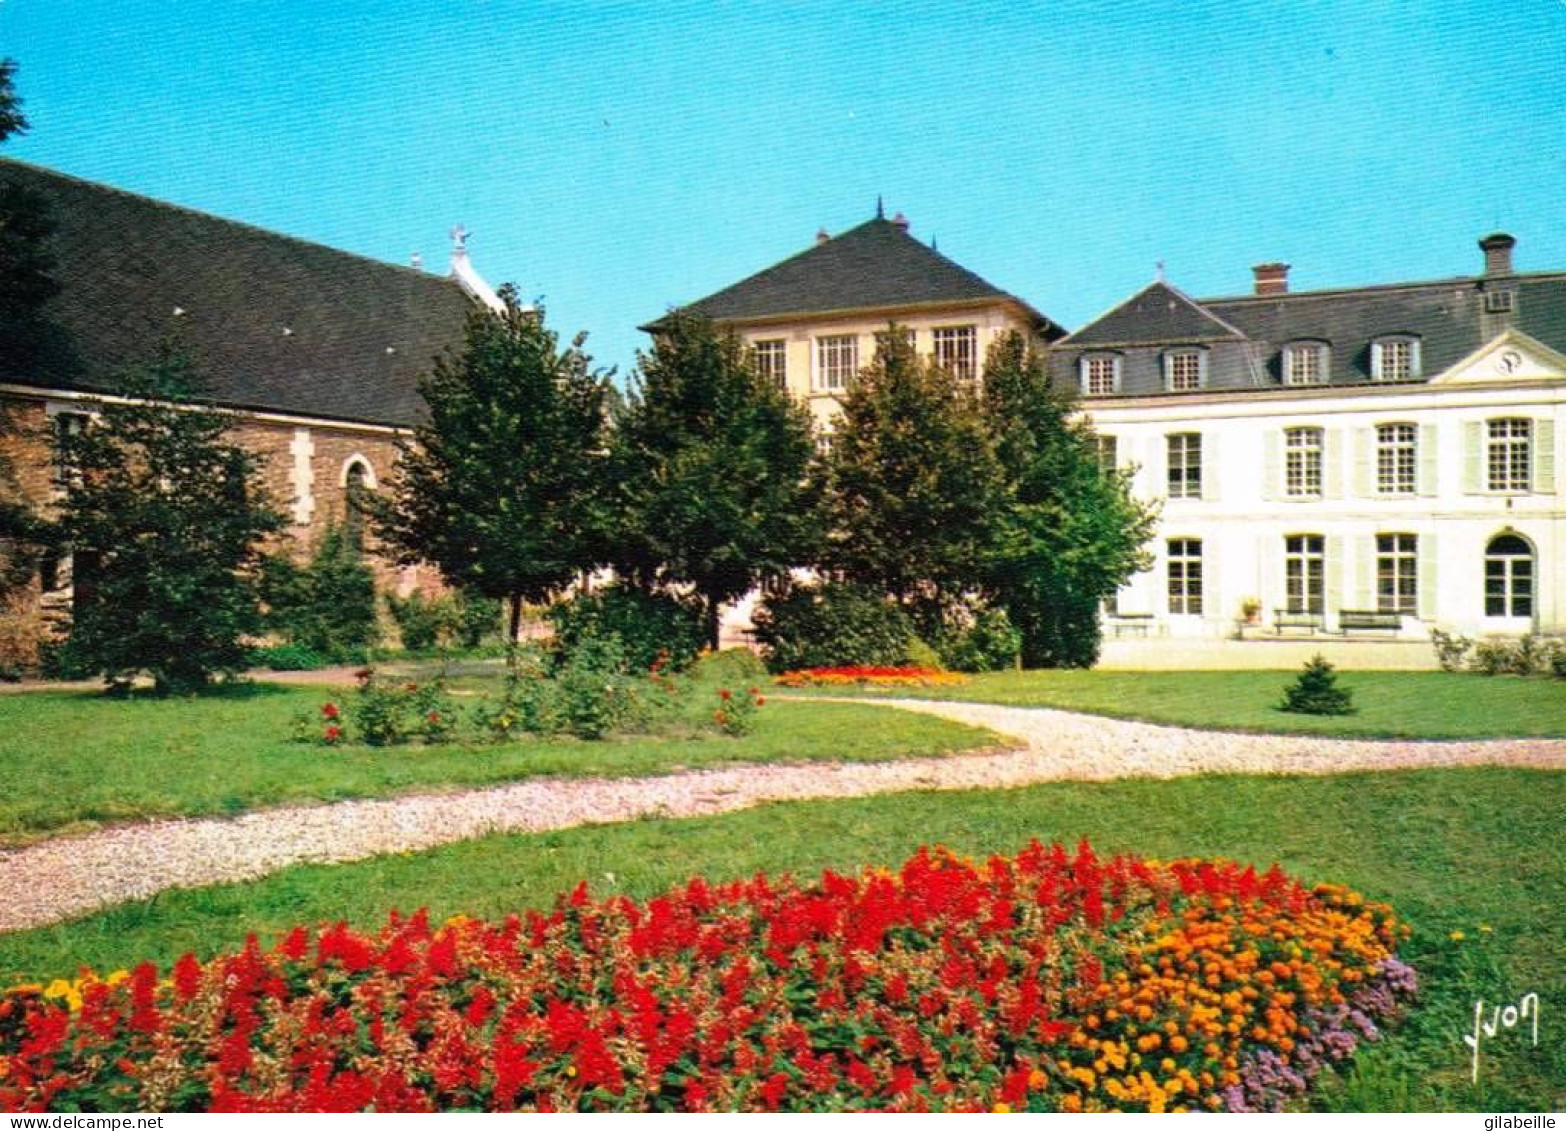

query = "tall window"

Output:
[[1376, 533, 1418, 615], [51, 411, 90, 488], [932, 325, 978, 381], [754, 340, 787, 390], [1284, 534, 1325, 614], [1484, 534, 1534, 618], [1081, 354, 1119, 395], [1284, 427, 1323, 498], [1164, 350, 1204, 392], [1166, 433, 1201, 499], [1167, 538, 1204, 615], [815, 334, 857, 392], [1372, 337, 1419, 381], [344, 460, 372, 551], [1285, 343, 1327, 386], [1486, 418, 1532, 492], [1094, 434, 1118, 473], [1376, 423, 1417, 495]]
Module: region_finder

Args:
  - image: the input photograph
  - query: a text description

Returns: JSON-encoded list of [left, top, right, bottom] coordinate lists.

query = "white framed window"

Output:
[[1484, 533, 1534, 618], [1486, 418, 1532, 492], [1167, 432, 1202, 499], [932, 325, 978, 381], [1167, 537, 1204, 615], [1163, 349, 1205, 392], [1376, 533, 1418, 615], [1375, 423, 1417, 495], [1094, 434, 1118, 473], [1284, 427, 1323, 498], [1080, 354, 1120, 396], [1284, 342, 1328, 386], [753, 339, 787, 390], [50, 410, 92, 488], [1372, 337, 1421, 381], [815, 334, 857, 392], [1284, 534, 1325, 614]]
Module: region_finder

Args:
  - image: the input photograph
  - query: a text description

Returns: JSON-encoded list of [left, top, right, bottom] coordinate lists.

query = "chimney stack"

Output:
[[891, 212, 910, 232], [1252, 262, 1290, 295], [1479, 232, 1516, 276], [815, 227, 830, 246]]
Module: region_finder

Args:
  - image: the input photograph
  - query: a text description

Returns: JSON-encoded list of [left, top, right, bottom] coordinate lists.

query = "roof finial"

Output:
[[1155, 259, 1166, 284], [450, 224, 469, 255], [876, 195, 884, 220], [931, 234, 938, 252]]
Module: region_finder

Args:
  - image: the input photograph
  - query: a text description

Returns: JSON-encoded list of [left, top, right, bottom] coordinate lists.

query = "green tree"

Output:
[[980, 332, 1157, 668], [52, 344, 285, 693], [825, 325, 1004, 628], [0, 59, 60, 359], [613, 313, 821, 647], [260, 525, 379, 660], [371, 294, 611, 647]]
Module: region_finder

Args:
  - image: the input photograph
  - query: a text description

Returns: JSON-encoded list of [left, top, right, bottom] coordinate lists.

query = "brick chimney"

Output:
[[891, 212, 910, 232], [1252, 262, 1290, 295], [815, 227, 830, 246], [1479, 232, 1516, 276]]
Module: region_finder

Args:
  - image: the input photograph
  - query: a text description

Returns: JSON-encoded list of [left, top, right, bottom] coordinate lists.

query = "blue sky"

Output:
[[3, 0, 1564, 379]]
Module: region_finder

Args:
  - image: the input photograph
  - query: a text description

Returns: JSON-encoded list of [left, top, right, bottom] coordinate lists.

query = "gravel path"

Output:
[[2, 699, 1561, 934]]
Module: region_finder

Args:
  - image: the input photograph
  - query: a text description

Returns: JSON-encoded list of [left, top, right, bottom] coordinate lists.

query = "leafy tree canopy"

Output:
[[0, 58, 59, 357]]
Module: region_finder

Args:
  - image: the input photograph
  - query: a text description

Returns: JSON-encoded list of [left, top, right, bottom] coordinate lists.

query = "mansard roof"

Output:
[[644, 214, 1059, 334], [0, 159, 477, 427]]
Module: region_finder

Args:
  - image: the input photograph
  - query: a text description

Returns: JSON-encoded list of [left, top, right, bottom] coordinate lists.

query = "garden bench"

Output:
[[1338, 609, 1402, 636], [1106, 613, 1155, 638], [1273, 609, 1324, 635]]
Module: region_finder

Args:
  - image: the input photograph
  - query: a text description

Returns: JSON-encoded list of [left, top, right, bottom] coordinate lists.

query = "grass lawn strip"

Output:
[[0, 767, 1560, 1111], [785, 669, 1566, 740], [0, 687, 992, 844]]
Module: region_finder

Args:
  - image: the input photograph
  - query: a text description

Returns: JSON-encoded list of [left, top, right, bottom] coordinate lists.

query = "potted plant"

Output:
[[1239, 597, 1262, 625]]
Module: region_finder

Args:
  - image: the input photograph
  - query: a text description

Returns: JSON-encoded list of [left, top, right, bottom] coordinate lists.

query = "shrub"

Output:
[[902, 635, 945, 672], [339, 669, 458, 747], [1546, 639, 1566, 679], [385, 591, 457, 652], [935, 602, 1022, 673], [249, 643, 327, 672], [710, 684, 764, 736], [260, 527, 379, 661], [1428, 628, 1473, 673], [752, 581, 912, 674], [0, 842, 1417, 1113], [1279, 654, 1355, 716], [548, 586, 705, 674], [692, 646, 767, 686], [548, 634, 646, 740], [453, 589, 503, 650]]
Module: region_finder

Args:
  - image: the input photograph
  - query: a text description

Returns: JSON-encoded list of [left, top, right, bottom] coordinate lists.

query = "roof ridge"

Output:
[[1202, 270, 1566, 305], [0, 157, 469, 292]]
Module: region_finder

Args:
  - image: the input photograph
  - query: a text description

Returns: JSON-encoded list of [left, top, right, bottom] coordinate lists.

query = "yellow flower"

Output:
[[1478, 924, 1493, 934], [1449, 930, 1465, 942], [991, 1103, 1012, 1113]]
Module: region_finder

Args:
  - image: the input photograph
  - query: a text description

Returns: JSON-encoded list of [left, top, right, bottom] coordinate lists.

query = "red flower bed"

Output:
[[775, 665, 968, 687], [0, 842, 1414, 1113]]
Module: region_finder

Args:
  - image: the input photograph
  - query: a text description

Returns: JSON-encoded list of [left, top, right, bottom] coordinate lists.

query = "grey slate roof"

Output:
[[0, 159, 475, 427], [646, 216, 1060, 334], [1054, 254, 1566, 397]]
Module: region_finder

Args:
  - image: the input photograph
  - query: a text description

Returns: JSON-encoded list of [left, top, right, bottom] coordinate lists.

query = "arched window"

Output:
[[1484, 534, 1534, 618], [342, 457, 375, 550]]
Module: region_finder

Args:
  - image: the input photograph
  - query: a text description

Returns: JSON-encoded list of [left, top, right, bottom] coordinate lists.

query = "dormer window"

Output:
[[1372, 336, 1421, 382], [1283, 342, 1329, 386], [1080, 353, 1121, 396], [1163, 348, 1206, 392]]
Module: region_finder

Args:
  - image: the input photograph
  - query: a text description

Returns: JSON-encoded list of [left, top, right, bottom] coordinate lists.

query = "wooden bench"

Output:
[[1338, 610, 1402, 636], [1273, 609, 1324, 635], [1106, 613, 1155, 638]]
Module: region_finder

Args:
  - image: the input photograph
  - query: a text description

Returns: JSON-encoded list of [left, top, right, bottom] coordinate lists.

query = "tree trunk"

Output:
[[704, 598, 722, 652], [507, 594, 524, 672]]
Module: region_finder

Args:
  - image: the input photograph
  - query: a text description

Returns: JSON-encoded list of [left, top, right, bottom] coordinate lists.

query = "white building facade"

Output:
[[1054, 236, 1566, 640]]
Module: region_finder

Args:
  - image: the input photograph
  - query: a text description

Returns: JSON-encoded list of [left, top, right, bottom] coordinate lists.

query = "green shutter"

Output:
[[1419, 423, 1440, 496], [1327, 535, 1345, 624], [1535, 418, 1556, 493], [1417, 531, 1438, 620], [1355, 428, 1375, 497], [1262, 431, 1280, 502], [1357, 535, 1377, 610], [1463, 421, 1484, 493], [1324, 429, 1344, 499]]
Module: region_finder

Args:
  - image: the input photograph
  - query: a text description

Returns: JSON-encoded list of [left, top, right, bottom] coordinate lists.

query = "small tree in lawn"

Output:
[[612, 313, 821, 648], [371, 294, 611, 650], [980, 332, 1157, 668], [1280, 654, 1356, 715], [825, 325, 1003, 631], [52, 344, 284, 693]]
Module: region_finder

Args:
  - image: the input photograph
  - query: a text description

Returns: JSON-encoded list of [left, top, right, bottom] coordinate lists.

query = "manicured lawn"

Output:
[[782, 668, 1566, 739], [1, 767, 1559, 1110], [0, 684, 996, 844]]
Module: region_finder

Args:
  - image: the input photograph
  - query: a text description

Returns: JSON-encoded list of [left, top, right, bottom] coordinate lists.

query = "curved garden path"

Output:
[[1, 698, 1562, 933]]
